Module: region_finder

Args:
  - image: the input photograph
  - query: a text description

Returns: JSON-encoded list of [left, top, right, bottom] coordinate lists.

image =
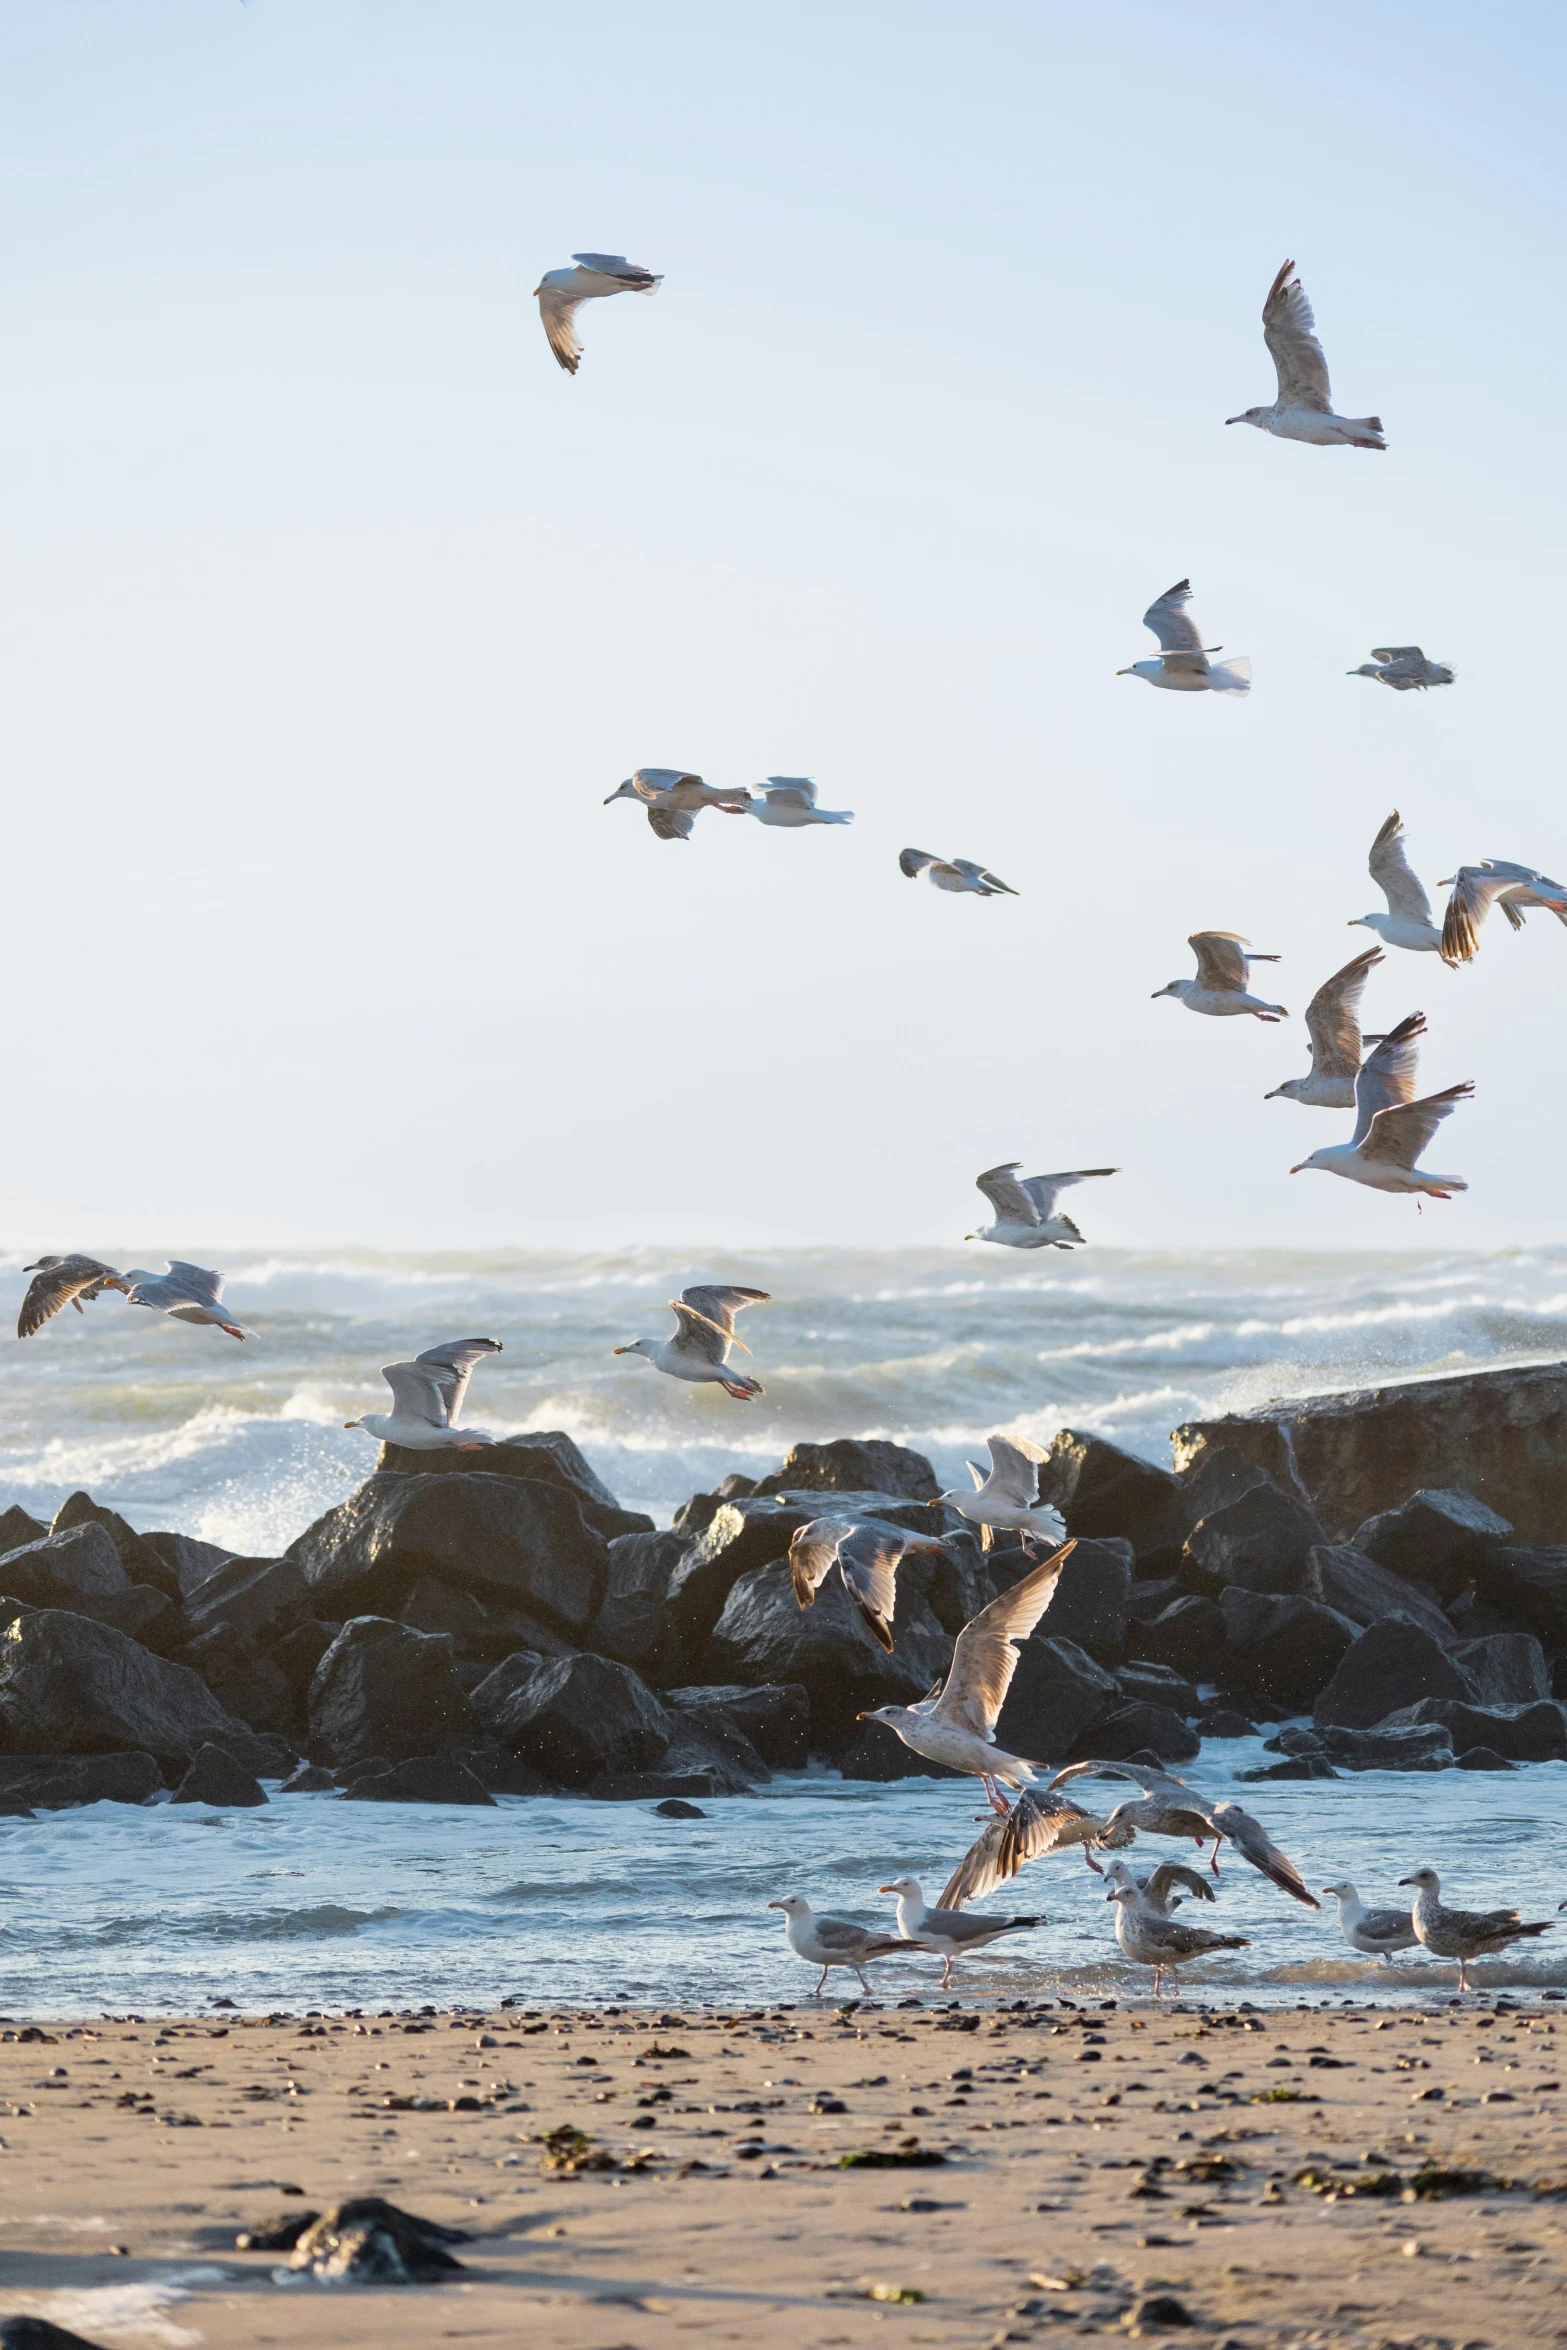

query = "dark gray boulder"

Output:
[[834, 1724, 964, 1780], [289, 1473, 608, 1635], [1115, 1660, 1199, 1716], [662, 1682, 809, 1770], [272, 1620, 341, 1710], [1173, 1445, 1273, 1537], [639, 1705, 767, 1785], [0, 1506, 46, 1553], [1350, 1487, 1514, 1602], [172, 1743, 268, 1807], [308, 1617, 481, 1769], [184, 1555, 311, 1648], [1375, 1696, 1567, 1763], [1068, 1701, 1199, 1764], [1241, 1755, 1338, 1781], [1018, 1537, 1132, 1664], [1299, 1544, 1456, 1647], [1317, 1721, 1455, 1771], [1452, 1632, 1550, 1708], [1036, 1431, 1180, 1560], [1477, 1549, 1567, 1646], [0, 1608, 250, 1765], [0, 2314, 119, 2349], [0, 1524, 130, 1608], [664, 1500, 813, 1647], [1219, 1590, 1361, 1715], [1194, 1708, 1256, 1738], [90, 1586, 183, 1654], [342, 1752, 497, 1805], [670, 1474, 759, 1538], [49, 1495, 184, 1602], [592, 1530, 693, 1677], [1457, 1747, 1516, 1770], [751, 1439, 940, 1502], [994, 1634, 1120, 1763], [1184, 1484, 1328, 1596], [280, 1761, 336, 1791], [451, 1745, 554, 1796], [375, 1431, 652, 1540], [1313, 1619, 1478, 1730], [472, 1652, 672, 1788], [1130, 1594, 1225, 1682], [468, 1651, 545, 1743], [184, 1623, 299, 1738], [0, 1751, 161, 1807], [134, 1529, 238, 1599], [396, 1576, 573, 1665], [1129, 1575, 1180, 1623], [701, 1561, 951, 1748]]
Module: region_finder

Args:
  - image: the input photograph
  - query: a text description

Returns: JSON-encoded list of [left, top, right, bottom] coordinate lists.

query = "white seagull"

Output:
[[533, 253, 662, 375], [1289, 1011, 1472, 1200], [856, 1542, 1072, 1811], [1107, 1881, 1249, 1998], [1440, 858, 1567, 966], [965, 1162, 1119, 1250], [604, 768, 749, 842], [877, 1875, 1042, 1990], [787, 1517, 946, 1654], [766, 1896, 916, 1996], [1349, 647, 1454, 692], [1226, 259, 1385, 449], [343, 1338, 502, 1451], [1117, 579, 1251, 695], [1265, 946, 1384, 1108], [1349, 811, 1445, 955], [121, 1262, 246, 1341], [743, 778, 853, 829], [1321, 1880, 1420, 1964], [1399, 1866, 1553, 1994], [899, 848, 1018, 897], [17, 1255, 129, 1340], [614, 1283, 770, 1400], [939, 1788, 1139, 1906], [939, 1433, 1066, 1553], [1152, 932, 1287, 1022]]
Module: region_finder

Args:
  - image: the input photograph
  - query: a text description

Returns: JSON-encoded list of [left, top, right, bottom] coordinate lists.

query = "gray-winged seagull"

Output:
[[343, 1338, 503, 1451], [878, 1875, 1041, 1990], [1153, 932, 1287, 1021], [614, 1283, 770, 1399], [787, 1517, 946, 1653], [534, 253, 662, 375], [1289, 1011, 1472, 1200], [1349, 646, 1453, 691], [1103, 1858, 1216, 1912], [966, 1162, 1119, 1250], [17, 1255, 129, 1340], [1048, 1761, 1320, 1907], [1349, 811, 1445, 954], [939, 1788, 1138, 1907], [899, 848, 1018, 896], [1440, 858, 1567, 965], [1226, 259, 1385, 448], [1399, 1866, 1553, 1993], [121, 1262, 246, 1341], [744, 778, 853, 828], [1321, 1880, 1420, 1963], [1117, 579, 1251, 695], [767, 1895, 916, 1995], [1265, 945, 1384, 1107], [938, 1434, 1066, 1553], [1107, 1881, 1248, 1998]]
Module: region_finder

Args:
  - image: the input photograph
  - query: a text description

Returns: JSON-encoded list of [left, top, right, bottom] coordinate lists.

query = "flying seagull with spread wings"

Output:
[[1117, 579, 1251, 695], [343, 1338, 503, 1450], [121, 1262, 247, 1341], [899, 848, 1018, 897], [1265, 945, 1384, 1108], [604, 768, 749, 841], [787, 1517, 946, 1653], [1047, 1760, 1320, 1908], [742, 778, 853, 828], [1152, 931, 1287, 1021], [614, 1283, 770, 1400], [1349, 811, 1444, 954], [1226, 259, 1385, 448], [1349, 646, 1453, 691], [1289, 1010, 1472, 1200], [938, 1433, 1066, 1553], [966, 1162, 1119, 1250], [938, 1786, 1138, 1909], [17, 1255, 129, 1340], [533, 253, 662, 375], [1440, 858, 1567, 965]]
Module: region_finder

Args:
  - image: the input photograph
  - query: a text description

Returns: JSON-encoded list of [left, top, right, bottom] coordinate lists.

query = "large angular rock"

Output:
[[1068, 1701, 1199, 1765], [472, 1652, 672, 1788], [91, 1586, 183, 1654], [592, 1530, 693, 1677], [1129, 1594, 1225, 1681], [374, 1432, 652, 1540], [1219, 1590, 1361, 1715], [1115, 1660, 1199, 1715], [1452, 1632, 1550, 1708], [0, 1751, 162, 1808], [1184, 1484, 1327, 1596], [342, 1752, 497, 1805], [664, 1500, 813, 1647], [751, 1440, 939, 1502], [1313, 1619, 1478, 1730], [1299, 1543, 1456, 1648], [0, 1506, 46, 1554], [184, 1555, 311, 1647], [994, 1635, 1120, 1763], [1036, 1431, 1180, 1560], [1316, 1721, 1456, 1771], [641, 1703, 768, 1784], [1172, 1362, 1567, 1544], [0, 1524, 130, 1609], [272, 1620, 341, 1708], [0, 1608, 249, 1765], [1478, 1549, 1567, 1646], [134, 1529, 238, 1599], [670, 1474, 759, 1538], [1016, 1537, 1132, 1664], [834, 1724, 964, 1780], [1172, 1445, 1274, 1537], [308, 1617, 481, 1769], [1350, 1488, 1514, 1603], [289, 1473, 608, 1635], [663, 1682, 810, 1770], [46, 1500, 191, 1605], [396, 1576, 572, 1665], [172, 1743, 268, 1807], [1376, 1696, 1567, 1763], [702, 1562, 951, 1748], [184, 1623, 299, 1738]]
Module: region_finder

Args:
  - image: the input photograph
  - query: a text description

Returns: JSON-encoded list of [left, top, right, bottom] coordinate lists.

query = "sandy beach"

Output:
[[0, 1994, 1563, 2347]]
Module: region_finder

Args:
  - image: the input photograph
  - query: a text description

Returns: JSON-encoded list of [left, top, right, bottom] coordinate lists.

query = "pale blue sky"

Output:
[[1, 2, 1562, 1249]]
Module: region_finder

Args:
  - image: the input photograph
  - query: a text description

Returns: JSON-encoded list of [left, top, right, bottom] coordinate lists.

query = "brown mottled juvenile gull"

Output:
[[604, 768, 749, 842], [966, 1162, 1119, 1250], [767, 1895, 916, 1995], [1265, 945, 1384, 1108], [1349, 646, 1454, 691], [17, 1254, 128, 1339], [343, 1338, 502, 1451], [1289, 1011, 1472, 1200], [1103, 1858, 1216, 1912], [1152, 931, 1286, 1021], [1322, 1880, 1419, 1963], [878, 1875, 1042, 1990], [614, 1284, 769, 1400], [1048, 1760, 1320, 1908], [1117, 579, 1251, 695], [899, 848, 1018, 897], [121, 1262, 246, 1341], [533, 253, 662, 375], [1108, 1881, 1249, 1997], [1349, 810, 1445, 955], [1440, 858, 1567, 965], [787, 1517, 946, 1653], [939, 1787, 1137, 1908], [1399, 1866, 1553, 1993], [1226, 259, 1385, 448]]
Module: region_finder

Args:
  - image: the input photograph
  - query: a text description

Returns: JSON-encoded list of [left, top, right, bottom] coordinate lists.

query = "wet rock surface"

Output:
[[308, 1616, 481, 1769]]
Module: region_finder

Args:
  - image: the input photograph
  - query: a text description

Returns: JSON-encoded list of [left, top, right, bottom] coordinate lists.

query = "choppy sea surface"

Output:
[[0, 1243, 1562, 2015]]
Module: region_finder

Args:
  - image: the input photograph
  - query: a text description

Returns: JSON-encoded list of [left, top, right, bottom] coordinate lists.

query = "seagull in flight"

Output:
[[939, 1433, 1066, 1553], [787, 1517, 947, 1653], [1226, 259, 1385, 448], [533, 253, 662, 375], [1349, 811, 1445, 954], [16, 1255, 129, 1339], [899, 848, 1018, 896], [343, 1338, 502, 1451], [121, 1262, 247, 1340], [1349, 646, 1454, 691], [1116, 579, 1250, 695], [1440, 858, 1567, 965], [938, 1787, 1139, 1907], [604, 769, 749, 841], [965, 1162, 1119, 1250], [1289, 1011, 1472, 1200], [614, 1283, 770, 1399], [1047, 1760, 1320, 1907], [742, 778, 853, 828], [1265, 945, 1384, 1108], [1152, 932, 1286, 1021]]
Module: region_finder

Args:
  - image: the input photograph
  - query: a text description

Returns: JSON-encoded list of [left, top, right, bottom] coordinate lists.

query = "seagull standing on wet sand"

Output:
[[939, 1434, 1066, 1553], [1107, 1881, 1249, 1998], [1321, 1881, 1420, 1963], [121, 1263, 247, 1341], [1265, 946, 1384, 1108], [1440, 859, 1567, 965], [787, 1518, 947, 1653], [1289, 1011, 1472, 1201], [604, 769, 749, 842], [1117, 579, 1251, 695], [343, 1338, 503, 1451], [899, 849, 1018, 897], [877, 1876, 1042, 1990], [742, 779, 853, 828], [1349, 812, 1445, 955], [965, 1163, 1119, 1250], [614, 1284, 770, 1400], [1226, 259, 1385, 449], [1152, 933, 1287, 1022], [1399, 1867, 1554, 1993], [533, 253, 662, 374], [767, 1896, 916, 1996], [1046, 1761, 1320, 1908], [17, 1255, 129, 1339], [855, 1542, 1072, 1812], [1349, 647, 1454, 691]]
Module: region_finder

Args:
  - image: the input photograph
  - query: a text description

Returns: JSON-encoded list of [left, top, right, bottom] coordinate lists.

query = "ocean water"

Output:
[[0, 1242, 1563, 2016]]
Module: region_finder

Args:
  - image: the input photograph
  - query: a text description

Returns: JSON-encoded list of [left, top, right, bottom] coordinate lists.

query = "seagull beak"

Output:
[[856, 1710, 873, 1722], [877, 1884, 897, 1895], [342, 1419, 358, 1430], [766, 1900, 784, 1910], [612, 1345, 632, 1354], [1289, 1164, 1305, 1175], [1397, 1876, 1416, 1887], [1115, 667, 1132, 676], [1224, 414, 1242, 425]]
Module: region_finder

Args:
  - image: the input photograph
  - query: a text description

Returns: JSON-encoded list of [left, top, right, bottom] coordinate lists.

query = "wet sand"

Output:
[[0, 1994, 1564, 2347]]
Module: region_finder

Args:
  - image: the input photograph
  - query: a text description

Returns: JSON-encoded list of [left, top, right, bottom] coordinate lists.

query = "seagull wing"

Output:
[[1370, 647, 1426, 663], [537, 282, 587, 373], [836, 1522, 928, 1653], [899, 848, 938, 879], [1262, 258, 1332, 411], [1359, 1082, 1473, 1170], [1368, 810, 1434, 925], [930, 1541, 1072, 1738], [1303, 947, 1381, 1079], [764, 776, 818, 805], [1209, 1800, 1321, 1908], [1350, 1011, 1424, 1146], [165, 1261, 226, 1305], [16, 1255, 124, 1339], [811, 1915, 909, 1957], [1141, 579, 1204, 654], [979, 1432, 1048, 1508], [1021, 1169, 1118, 1221], [975, 1163, 1039, 1227], [1445, 861, 1567, 963], [789, 1519, 856, 1614], [630, 768, 703, 799], [647, 804, 694, 840], [381, 1357, 456, 1430], [1046, 1758, 1212, 1811], [938, 1790, 1094, 1909], [670, 1284, 769, 1363], [1189, 931, 1250, 992], [571, 253, 662, 291], [410, 1337, 502, 1428], [1142, 1861, 1217, 1908]]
